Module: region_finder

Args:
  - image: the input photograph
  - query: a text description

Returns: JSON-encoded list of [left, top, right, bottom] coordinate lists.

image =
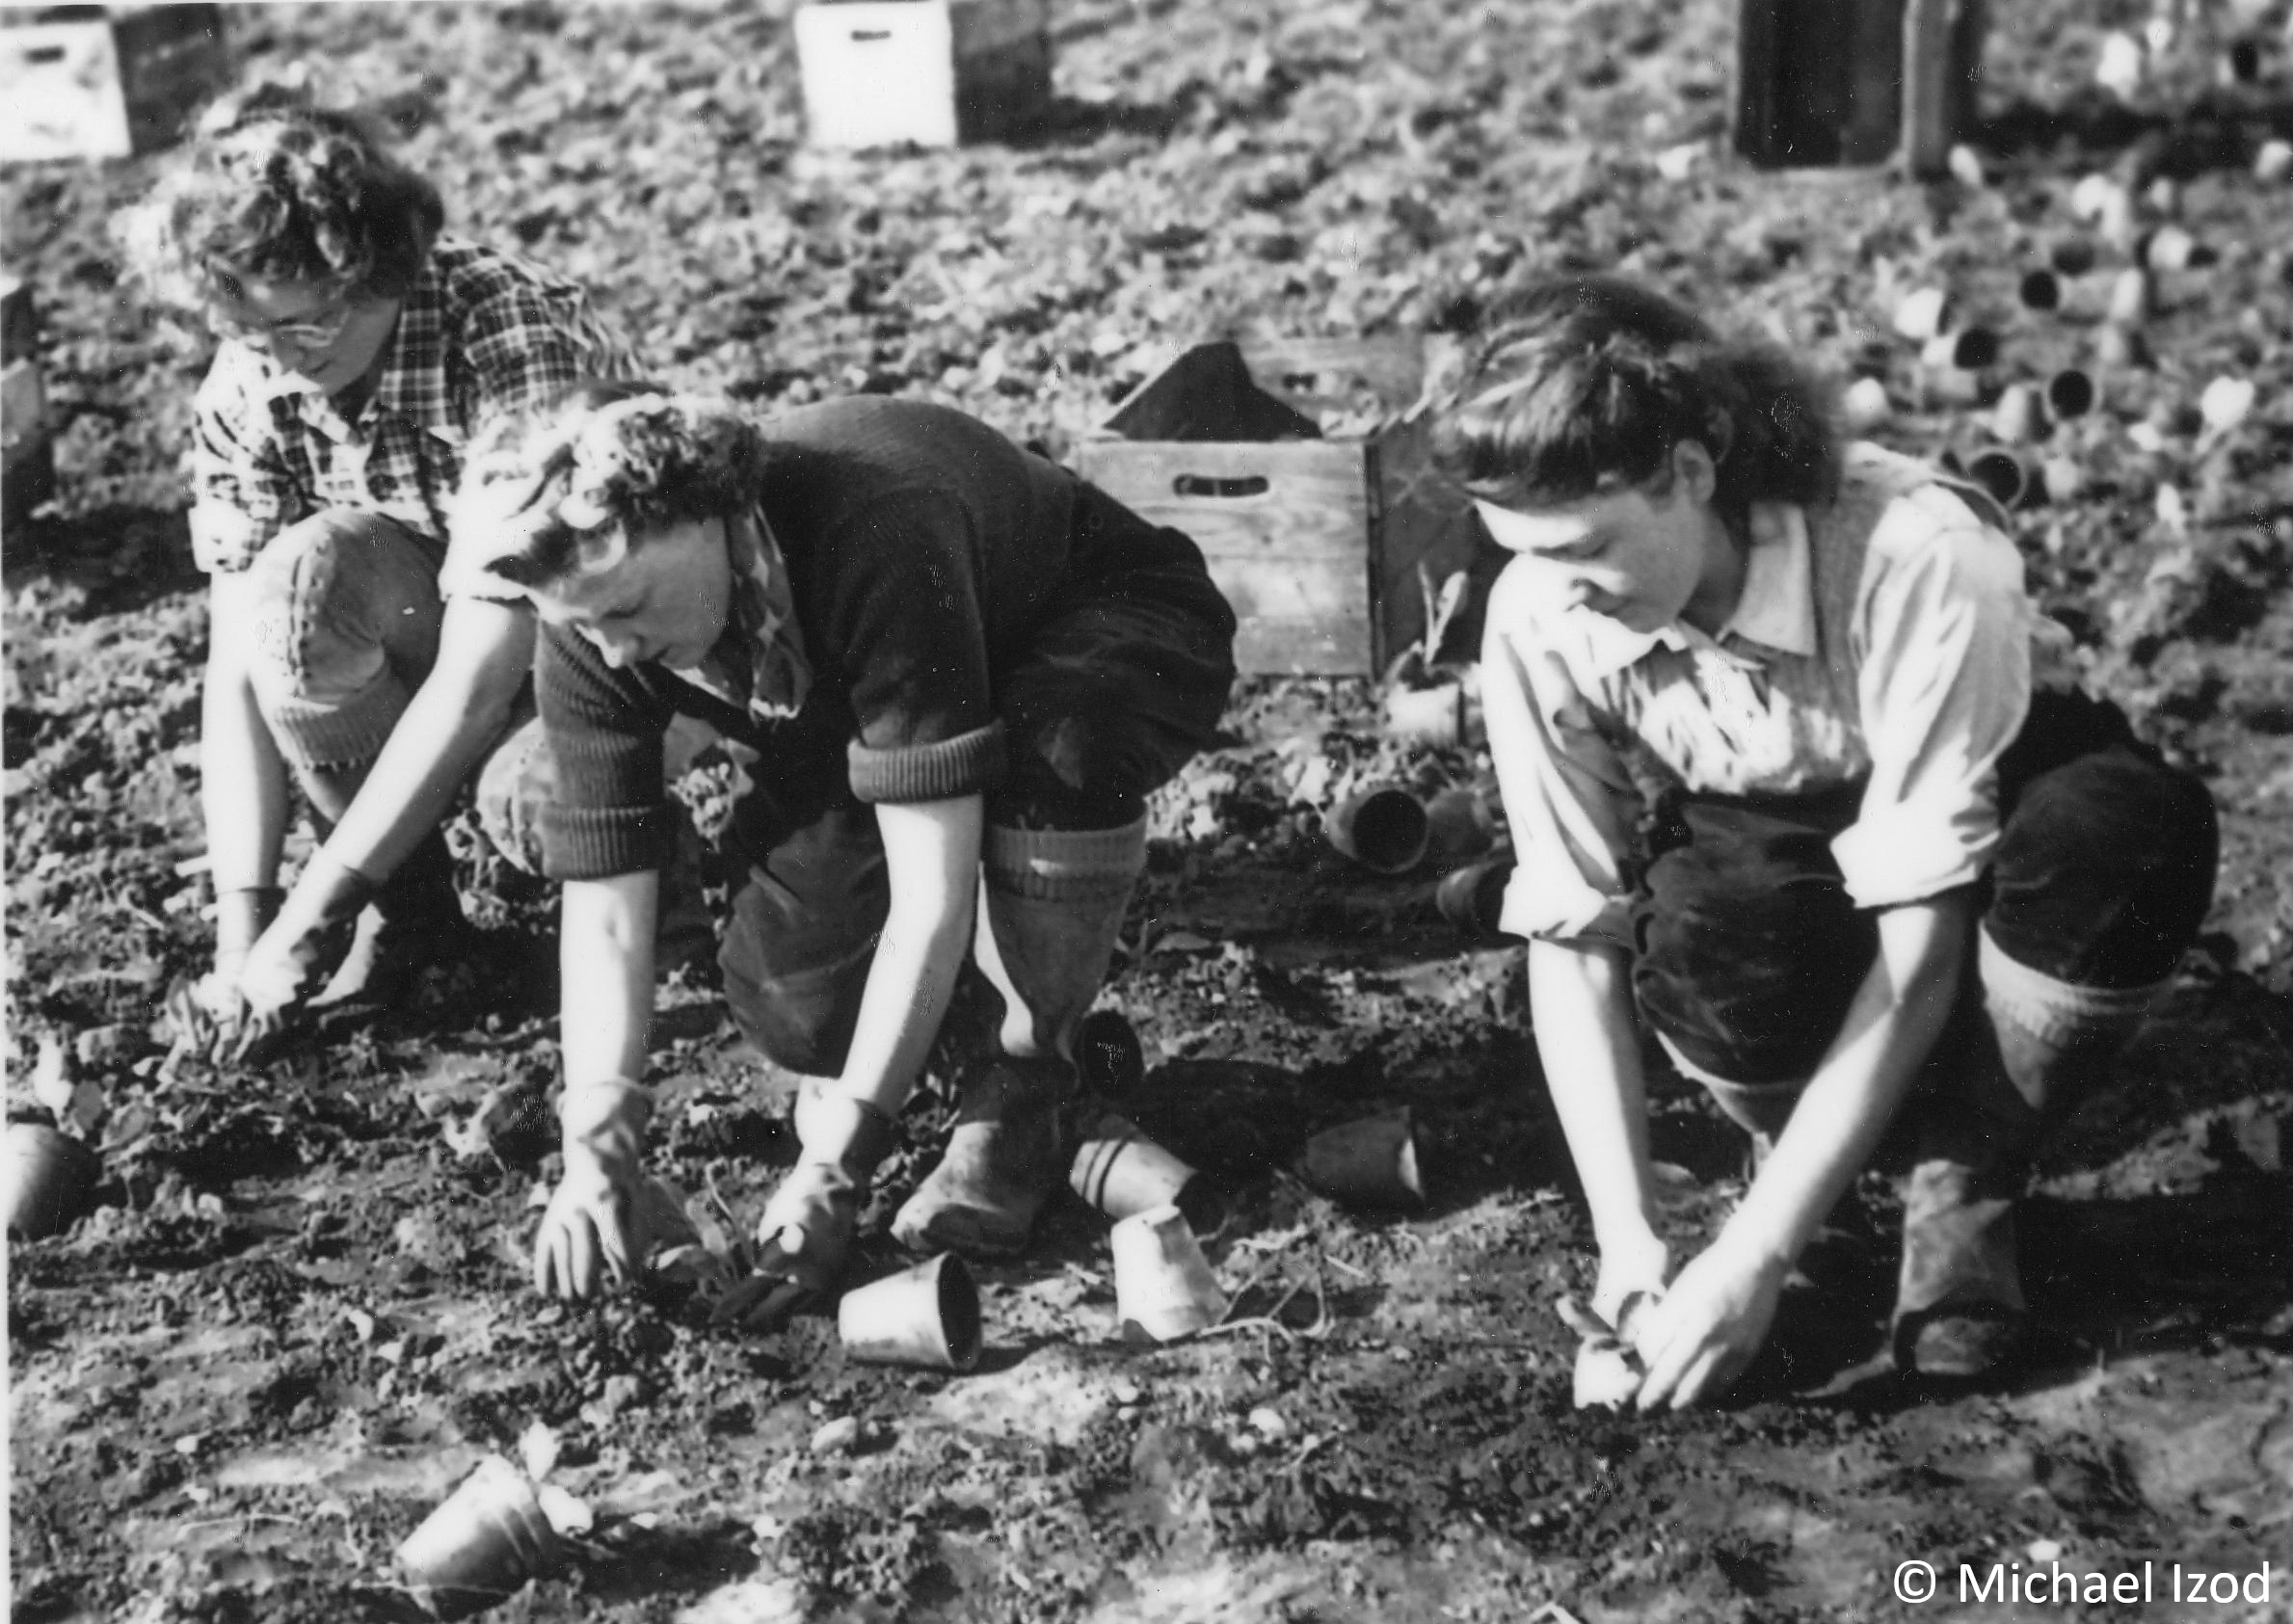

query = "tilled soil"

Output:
[[7, 1, 2293, 1620]]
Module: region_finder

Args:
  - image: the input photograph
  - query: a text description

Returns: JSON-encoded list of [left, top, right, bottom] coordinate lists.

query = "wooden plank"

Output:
[[949, 0, 1051, 143], [1074, 438, 1374, 676], [1229, 615, 1371, 677], [1370, 414, 1495, 670], [1734, 0, 1871, 168], [1901, 0, 1984, 177], [1072, 439, 1372, 561], [1239, 334, 1426, 418]]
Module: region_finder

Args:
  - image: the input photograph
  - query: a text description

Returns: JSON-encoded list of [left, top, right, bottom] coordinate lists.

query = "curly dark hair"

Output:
[[1431, 275, 1841, 520], [449, 382, 771, 591], [114, 81, 443, 310]]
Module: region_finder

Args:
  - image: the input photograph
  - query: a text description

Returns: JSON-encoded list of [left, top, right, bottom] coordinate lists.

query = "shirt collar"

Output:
[[1572, 499, 1817, 679]]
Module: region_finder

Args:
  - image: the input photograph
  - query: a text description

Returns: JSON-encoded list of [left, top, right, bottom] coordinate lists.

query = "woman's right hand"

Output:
[[1592, 1226, 1673, 1327], [533, 1080, 654, 1299]]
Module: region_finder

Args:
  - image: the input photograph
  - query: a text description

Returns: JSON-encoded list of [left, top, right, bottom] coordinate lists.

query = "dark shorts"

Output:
[[1632, 691, 2220, 1087]]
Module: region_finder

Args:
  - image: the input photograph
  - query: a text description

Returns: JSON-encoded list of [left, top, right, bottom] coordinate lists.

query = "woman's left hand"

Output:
[[1627, 1229, 1790, 1409]]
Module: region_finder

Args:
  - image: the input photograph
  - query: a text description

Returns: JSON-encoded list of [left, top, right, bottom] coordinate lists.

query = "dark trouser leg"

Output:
[[1895, 714, 2219, 1375], [1634, 792, 1879, 1135], [894, 497, 1237, 1258]]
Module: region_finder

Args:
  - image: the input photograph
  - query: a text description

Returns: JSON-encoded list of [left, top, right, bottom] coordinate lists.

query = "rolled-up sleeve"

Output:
[[1481, 563, 1642, 952], [535, 626, 676, 881], [1831, 488, 2032, 910], [188, 354, 300, 574], [813, 493, 1007, 807]]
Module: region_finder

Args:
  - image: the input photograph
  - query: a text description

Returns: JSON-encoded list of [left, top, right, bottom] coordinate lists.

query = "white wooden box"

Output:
[[0, 4, 231, 165], [794, 0, 1052, 149]]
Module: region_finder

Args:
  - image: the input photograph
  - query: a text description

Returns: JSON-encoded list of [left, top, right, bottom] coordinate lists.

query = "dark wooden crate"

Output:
[[1734, 0, 1985, 172], [1072, 337, 1490, 678]]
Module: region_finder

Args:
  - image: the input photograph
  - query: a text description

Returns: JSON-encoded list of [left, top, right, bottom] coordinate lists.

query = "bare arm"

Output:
[[1633, 889, 1974, 1407], [1528, 937, 1673, 1317], [533, 869, 660, 1298], [320, 595, 535, 880], [832, 793, 984, 1114], [560, 870, 659, 1087], [200, 570, 289, 957]]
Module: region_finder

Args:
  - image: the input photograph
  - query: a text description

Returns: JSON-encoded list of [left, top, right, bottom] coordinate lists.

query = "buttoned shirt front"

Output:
[[1481, 445, 2040, 952], [188, 237, 633, 574]]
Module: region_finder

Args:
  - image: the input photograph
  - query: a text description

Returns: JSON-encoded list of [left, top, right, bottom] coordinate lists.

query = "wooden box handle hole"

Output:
[[1172, 474, 1269, 499]]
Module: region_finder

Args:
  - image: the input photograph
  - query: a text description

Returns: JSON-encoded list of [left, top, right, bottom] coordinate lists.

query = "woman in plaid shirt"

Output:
[[119, 86, 635, 1040]]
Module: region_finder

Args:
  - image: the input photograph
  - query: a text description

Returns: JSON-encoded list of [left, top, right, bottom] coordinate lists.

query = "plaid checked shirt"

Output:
[[188, 236, 636, 574]]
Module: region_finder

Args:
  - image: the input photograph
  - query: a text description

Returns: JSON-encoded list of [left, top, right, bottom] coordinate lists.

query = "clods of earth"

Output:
[[6, 0, 2292, 1619]]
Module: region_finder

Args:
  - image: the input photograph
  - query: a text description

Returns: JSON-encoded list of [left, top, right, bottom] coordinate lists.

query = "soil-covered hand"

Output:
[[1626, 1231, 1789, 1410], [711, 1161, 865, 1331], [230, 854, 377, 1055], [533, 1080, 654, 1299]]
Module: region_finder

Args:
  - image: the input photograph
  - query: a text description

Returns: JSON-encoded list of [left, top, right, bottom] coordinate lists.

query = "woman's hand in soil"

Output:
[[1592, 1229, 1672, 1327], [533, 1080, 654, 1299], [232, 853, 378, 1052], [710, 1164, 863, 1332], [1627, 1231, 1789, 1409]]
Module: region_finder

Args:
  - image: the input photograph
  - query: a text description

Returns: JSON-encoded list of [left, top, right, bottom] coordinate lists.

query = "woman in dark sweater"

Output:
[[444, 385, 1236, 1308]]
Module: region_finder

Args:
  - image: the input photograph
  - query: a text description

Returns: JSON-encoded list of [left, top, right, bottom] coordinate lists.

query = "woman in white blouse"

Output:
[[1438, 277, 2217, 1408]]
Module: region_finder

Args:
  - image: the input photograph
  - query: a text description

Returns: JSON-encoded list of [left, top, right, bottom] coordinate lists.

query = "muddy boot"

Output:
[[893, 818, 1148, 1260], [1892, 931, 2166, 1379], [312, 830, 476, 1008], [892, 1056, 1077, 1259]]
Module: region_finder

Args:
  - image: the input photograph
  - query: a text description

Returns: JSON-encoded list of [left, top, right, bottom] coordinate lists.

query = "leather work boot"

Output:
[[1892, 1146, 2032, 1378], [891, 1055, 1078, 1260]]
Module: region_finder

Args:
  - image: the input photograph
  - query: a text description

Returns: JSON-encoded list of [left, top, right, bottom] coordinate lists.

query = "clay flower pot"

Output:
[[397, 1455, 563, 1612], [1323, 785, 1429, 874], [839, 1254, 983, 1371], [5, 1123, 98, 1239], [1111, 1206, 1227, 1344], [1435, 859, 1513, 937], [1298, 1107, 1426, 1209], [1071, 1113, 1221, 1231]]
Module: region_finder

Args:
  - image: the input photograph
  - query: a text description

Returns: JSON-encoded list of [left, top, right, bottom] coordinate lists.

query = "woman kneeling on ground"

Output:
[[1437, 276, 2217, 1407], [444, 386, 1237, 1311]]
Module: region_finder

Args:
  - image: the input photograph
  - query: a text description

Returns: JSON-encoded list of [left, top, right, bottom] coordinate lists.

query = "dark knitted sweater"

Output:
[[535, 396, 1202, 880]]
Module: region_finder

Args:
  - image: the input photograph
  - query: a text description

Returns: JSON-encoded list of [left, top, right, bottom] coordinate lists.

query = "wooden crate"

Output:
[[1072, 337, 1491, 678], [0, 4, 231, 165], [3, 275, 54, 528], [794, 0, 1051, 149], [1734, 0, 1985, 171]]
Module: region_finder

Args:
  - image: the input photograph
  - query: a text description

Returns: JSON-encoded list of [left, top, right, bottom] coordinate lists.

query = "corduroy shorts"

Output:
[[1632, 691, 2220, 1089]]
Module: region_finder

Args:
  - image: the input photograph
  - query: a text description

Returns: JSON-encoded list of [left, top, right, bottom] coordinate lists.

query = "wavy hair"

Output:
[[449, 383, 770, 591], [114, 82, 443, 310], [1431, 275, 1841, 519]]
